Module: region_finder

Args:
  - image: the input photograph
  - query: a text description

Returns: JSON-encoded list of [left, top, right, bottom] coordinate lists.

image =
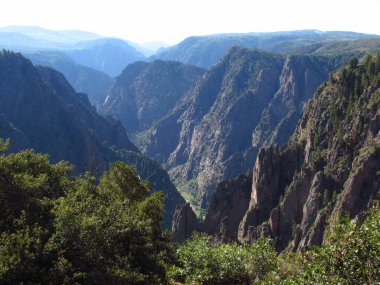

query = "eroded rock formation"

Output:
[[172, 203, 198, 242]]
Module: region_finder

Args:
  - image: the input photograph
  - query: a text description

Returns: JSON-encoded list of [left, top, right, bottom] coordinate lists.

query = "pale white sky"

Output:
[[1, 0, 379, 44]]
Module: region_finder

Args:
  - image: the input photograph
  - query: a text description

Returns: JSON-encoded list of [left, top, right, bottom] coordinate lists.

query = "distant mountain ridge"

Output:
[[150, 30, 380, 68], [2, 26, 380, 85], [0, 25, 101, 44], [0, 26, 147, 77]]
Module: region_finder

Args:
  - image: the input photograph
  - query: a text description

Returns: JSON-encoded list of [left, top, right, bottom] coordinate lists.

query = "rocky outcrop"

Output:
[[236, 55, 380, 251], [238, 147, 282, 241], [332, 143, 380, 219], [297, 208, 328, 251], [172, 203, 198, 242], [203, 172, 252, 241]]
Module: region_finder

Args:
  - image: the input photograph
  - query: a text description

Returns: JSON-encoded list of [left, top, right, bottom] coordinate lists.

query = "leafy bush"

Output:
[[169, 233, 277, 285]]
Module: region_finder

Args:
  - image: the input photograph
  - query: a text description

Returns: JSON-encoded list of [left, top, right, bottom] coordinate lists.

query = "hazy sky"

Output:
[[1, 0, 379, 44]]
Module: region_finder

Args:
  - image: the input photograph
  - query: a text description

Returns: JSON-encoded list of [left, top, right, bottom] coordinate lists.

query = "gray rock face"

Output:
[[204, 172, 252, 241], [332, 145, 380, 219], [238, 146, 282, 241], [172, 203, 198, 243], [167, 49, 284, 203], [251, 56, 329, 149], [297, 208, 328, 251]]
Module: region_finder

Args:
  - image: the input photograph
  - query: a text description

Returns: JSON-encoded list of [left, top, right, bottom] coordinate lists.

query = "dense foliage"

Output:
[[169, 233, 276, 285], [0, 140, 171, 284]]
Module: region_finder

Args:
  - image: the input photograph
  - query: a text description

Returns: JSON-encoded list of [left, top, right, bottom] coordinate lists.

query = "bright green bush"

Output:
[[169, 233, 277, 285]]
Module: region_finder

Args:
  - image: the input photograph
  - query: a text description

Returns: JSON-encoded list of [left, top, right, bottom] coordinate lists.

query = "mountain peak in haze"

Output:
[[0, 26, 147, 76], [141, 41, 169, 51], [0, 25, 102, 44]]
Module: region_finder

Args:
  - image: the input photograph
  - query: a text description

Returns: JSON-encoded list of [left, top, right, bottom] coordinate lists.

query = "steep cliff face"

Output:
[[0, 115, 29, 152], [172, 203, 198, 243], [147, 47, 343, 211], [251, 56, 330, 148], [0, 51, 184, 228], [203, 172, 252, 242], [100, 60, 205, 143], [167, 48, 283, 205], [238, 56, 380, 251]]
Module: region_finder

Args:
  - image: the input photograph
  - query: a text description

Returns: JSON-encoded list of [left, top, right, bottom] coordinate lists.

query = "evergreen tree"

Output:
[[375, 53, 380, 73], [0, 142, 171, 284]]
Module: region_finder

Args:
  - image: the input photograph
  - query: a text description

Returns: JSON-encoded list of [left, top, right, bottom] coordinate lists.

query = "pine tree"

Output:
[[375, 53, 380, 74], [349, 57, 359, 70]]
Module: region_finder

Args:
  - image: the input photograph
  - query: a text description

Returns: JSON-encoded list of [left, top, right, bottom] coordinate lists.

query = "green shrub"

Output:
[[169, 233, 277, 285]]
